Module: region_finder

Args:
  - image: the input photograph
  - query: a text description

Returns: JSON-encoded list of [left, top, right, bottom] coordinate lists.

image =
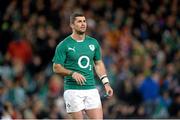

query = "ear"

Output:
[[70, 23, 74, 29]]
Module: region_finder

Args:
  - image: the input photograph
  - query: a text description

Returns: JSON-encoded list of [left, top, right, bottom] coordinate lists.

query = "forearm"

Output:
[[95, 60, 110, 85], [94, 60, 107, 78], [95, 60, 113, 96], [53, 63, 73, 76]]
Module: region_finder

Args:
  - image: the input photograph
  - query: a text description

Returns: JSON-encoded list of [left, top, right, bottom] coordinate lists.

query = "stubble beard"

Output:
[[76, 30, 85, 35]]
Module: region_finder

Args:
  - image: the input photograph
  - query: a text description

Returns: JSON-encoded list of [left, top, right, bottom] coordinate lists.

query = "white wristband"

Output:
[[101, 77, 109, 85], [100, 75, 107, 80]]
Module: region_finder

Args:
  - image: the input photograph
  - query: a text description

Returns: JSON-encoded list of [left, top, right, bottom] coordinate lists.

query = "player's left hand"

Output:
[[104, 83, 113, 98]]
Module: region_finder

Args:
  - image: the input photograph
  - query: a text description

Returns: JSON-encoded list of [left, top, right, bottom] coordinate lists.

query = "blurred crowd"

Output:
[[0, 0, 180, 119]]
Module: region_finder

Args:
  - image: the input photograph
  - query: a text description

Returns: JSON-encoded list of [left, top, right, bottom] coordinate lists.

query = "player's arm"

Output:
[[53, 63, 73, 76], [94, 60, 113, 97], [53, 63, 86, 85], [94, 60, 107, 79]]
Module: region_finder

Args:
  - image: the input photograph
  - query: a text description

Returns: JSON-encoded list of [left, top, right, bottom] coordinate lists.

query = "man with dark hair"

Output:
[[52, 12, 113, 119]]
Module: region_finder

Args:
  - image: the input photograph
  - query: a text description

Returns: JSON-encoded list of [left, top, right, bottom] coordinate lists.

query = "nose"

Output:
[[81, 24, 86, 28], [82, 22, 85, 26]]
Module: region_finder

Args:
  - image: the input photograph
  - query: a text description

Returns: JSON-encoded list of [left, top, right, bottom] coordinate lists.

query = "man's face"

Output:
[[71, 16, 87, 34]]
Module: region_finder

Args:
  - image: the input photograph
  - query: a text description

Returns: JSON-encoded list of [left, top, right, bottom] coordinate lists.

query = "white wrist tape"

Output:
[[102, 77, 109, 85], [100, 75, 107, 80], [100, 75, 109, 85]]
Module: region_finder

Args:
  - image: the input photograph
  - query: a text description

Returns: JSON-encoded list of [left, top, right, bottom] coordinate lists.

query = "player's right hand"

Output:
[[72, 72, 86, 85]]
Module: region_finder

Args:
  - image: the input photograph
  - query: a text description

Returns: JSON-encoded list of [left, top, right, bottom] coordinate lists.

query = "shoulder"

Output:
[[86, 35, 99, 45], [86, 35, 97, 41], [57, 36, 71, 47]]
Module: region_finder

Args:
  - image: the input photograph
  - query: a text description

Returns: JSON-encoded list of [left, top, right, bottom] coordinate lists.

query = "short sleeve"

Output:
[[52, 42, 66, 65], [94, 40, 102, 61]]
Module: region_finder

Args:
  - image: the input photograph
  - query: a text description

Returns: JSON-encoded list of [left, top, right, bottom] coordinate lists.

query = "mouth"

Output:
[[80, 27, 86, 31]]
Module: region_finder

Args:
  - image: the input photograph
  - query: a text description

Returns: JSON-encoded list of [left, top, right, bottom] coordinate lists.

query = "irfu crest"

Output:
[[89, 44, 95, 51]]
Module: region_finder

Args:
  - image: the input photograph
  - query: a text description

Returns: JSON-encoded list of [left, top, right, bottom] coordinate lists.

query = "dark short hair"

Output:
[[70, 12, 84, 24]]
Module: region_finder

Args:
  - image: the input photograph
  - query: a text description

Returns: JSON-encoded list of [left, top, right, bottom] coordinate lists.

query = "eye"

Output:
[[77, 20, 82, 23]]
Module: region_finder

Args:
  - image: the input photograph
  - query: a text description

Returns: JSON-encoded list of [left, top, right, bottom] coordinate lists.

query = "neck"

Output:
[[71, 32, 85, 41]]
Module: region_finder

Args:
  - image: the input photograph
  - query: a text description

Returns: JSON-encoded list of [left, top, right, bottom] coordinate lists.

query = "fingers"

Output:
[[77, 75, 86, 85], [104, 84, 113, 98], [104, 90, 113, 98], [72, 72, 86, 85], [107, 89, 113, 97]]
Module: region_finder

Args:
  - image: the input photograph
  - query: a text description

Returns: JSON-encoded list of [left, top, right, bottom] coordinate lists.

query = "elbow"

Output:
[[53, 63, 65, 76], [53, 64, 60, 73], [53, 67, 57, 73]]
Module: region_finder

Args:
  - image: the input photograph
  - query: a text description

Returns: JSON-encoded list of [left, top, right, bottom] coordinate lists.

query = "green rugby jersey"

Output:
[[52, 35, 101, 90]]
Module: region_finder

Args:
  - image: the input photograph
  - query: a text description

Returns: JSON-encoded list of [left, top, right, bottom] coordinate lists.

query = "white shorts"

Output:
[[63, 89, 102, 113]]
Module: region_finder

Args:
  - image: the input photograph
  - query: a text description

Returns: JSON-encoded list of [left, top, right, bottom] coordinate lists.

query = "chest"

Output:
[[66, 43, 95, 61]]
